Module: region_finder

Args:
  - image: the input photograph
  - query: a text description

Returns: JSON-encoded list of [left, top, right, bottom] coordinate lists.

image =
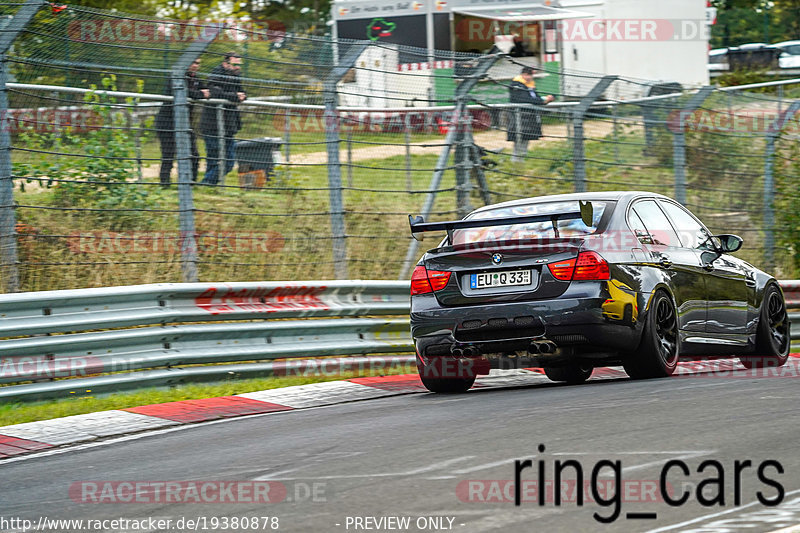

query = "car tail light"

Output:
[[411, 266, 452, 295], [548, 251, 609, 281], [548, 258, 576, 280], [573, 251, 610, 280]]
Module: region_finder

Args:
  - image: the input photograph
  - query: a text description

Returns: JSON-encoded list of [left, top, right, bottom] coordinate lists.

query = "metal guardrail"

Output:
[[0, 280, 798, 403], [0, 281, 413, 402]]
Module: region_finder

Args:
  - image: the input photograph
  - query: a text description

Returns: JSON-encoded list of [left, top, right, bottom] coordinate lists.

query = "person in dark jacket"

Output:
[[507, 66, 554, 162], [155, 58, 209, 186], [200, 52, 246, 185]]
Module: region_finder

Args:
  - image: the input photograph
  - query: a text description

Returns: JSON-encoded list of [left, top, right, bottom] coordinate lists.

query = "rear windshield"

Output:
[[452, 200, 609, 245]]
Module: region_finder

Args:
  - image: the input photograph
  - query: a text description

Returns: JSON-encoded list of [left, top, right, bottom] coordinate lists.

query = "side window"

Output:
[[627, 208, 651, 244], [630, 200, 682, 247], [659, 201, 710, 250]]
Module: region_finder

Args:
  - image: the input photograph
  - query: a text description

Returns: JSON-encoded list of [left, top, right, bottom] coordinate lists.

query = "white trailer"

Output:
[[331, 0, 711, 101]]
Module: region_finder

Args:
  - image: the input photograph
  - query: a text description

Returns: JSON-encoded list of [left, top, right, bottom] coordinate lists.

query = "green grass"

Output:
[[11, 113, 793, 292], [0, 363, 416, 427]]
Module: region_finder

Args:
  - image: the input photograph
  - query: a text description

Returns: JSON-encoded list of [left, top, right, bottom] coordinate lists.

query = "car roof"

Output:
[[470, 191, 671, 214], [709, 48, 728, 55]]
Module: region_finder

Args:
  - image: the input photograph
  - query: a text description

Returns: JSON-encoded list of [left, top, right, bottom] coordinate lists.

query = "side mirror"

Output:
[[713, 234, 743, 253]]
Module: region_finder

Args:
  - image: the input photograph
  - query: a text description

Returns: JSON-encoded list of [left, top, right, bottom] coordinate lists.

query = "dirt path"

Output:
[[289, 120, 621, 166], [13, 120, 625, 190]]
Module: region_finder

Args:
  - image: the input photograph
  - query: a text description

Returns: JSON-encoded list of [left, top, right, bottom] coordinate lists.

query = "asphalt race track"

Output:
[[1, 372, 799, 533]]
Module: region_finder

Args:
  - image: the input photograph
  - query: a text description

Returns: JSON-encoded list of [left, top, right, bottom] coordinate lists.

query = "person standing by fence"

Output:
[[507, 66, 554, 162], [200, 52, 246, 185], [155, 58, 209, 187]]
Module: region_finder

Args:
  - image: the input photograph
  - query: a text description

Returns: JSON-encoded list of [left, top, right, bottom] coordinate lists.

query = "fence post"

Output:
[[323, 42, 368, 280], [572, 75, 617, 193], [672, 86, 714, 206], [0, 0, 45, 293], [762, 100, 800, 273], [454, 102, 473, 218], [404, 111, 412, 193], [170, 23, 222, 283], [512, 107, 523, 162], [216, 103, 225, 186], [346, 118, 353, 188], [398, 53, 500, 279], [283, 108, 291, 181]]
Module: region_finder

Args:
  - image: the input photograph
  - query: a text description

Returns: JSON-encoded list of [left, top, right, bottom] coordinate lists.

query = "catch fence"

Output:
[[0, 0, 799, 292]]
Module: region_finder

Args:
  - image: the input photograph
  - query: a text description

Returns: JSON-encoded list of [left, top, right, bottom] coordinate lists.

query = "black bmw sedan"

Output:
[[408, 191, 790, 392]]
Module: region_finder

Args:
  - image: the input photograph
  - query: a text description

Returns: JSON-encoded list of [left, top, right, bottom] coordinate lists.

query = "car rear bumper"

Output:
[[411, 283, 642, 357]]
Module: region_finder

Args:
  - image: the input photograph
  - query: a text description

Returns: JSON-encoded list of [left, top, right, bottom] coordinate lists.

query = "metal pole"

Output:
[[672, 86, 714, 205], [454, 104, 472, 218], [0, 0, 46, 293], [612, 103, 619, 164], [324, 81, 347, 280], [322, 42, 369, 280], [762, 101, 800, 273], [216, 103, 225, 186], [0, 59, 18, 293], [399, 54, 501, 279], [173, 75, 198, 282], [572, 76, 617, 193], [168, 22, 223, 283], [513, 107, 523, 163], [283, 109, 291, 181], [346, 118, 353, 188], [404, 111, 412, 193]]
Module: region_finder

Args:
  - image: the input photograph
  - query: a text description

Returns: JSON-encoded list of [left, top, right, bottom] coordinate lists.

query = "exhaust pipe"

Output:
[[451, 345, 479, 357], [529, 340, 558, 355], [463, 346, 479, 357], [539, 341, 556, 354]]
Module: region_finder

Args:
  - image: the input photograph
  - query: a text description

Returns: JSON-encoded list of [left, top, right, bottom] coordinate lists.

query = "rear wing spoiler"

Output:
[[408, 210, 586, 243]]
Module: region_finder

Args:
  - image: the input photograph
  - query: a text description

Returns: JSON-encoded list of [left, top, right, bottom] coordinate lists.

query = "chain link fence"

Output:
[[0, 0, 798, 292]]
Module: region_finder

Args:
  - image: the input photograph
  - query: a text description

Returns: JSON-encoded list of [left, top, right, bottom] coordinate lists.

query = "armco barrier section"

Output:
[[0, 280, 798, 403], [0, 281, 413, 402]]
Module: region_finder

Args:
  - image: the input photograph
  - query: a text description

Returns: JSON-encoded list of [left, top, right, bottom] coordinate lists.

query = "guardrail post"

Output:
[[0, 0, 45, 293], [399, 53, 501, 279], [763, 100, 800, 273], [572, 76, 617, 193], [672, 86, 714, 206], [323, 42, 368, 280], [171, 23, 223, 283]]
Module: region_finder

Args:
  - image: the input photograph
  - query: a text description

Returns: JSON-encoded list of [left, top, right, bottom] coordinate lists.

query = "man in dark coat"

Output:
[[507, 66, 554, 162], [200, 52, 246, 185], [155, 58, 209, 186]]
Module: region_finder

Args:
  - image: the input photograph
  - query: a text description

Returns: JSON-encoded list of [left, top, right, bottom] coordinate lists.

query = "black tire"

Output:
[[543, 365, 593, 384], [739, 284, 790, 369], [416, 352, 476, 393], [419, 374, 476, 393], [624, 290, 680, 379]]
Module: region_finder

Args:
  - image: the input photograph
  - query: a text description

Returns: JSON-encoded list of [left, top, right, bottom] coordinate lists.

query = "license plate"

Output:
[[470, 270, 532, 289]]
